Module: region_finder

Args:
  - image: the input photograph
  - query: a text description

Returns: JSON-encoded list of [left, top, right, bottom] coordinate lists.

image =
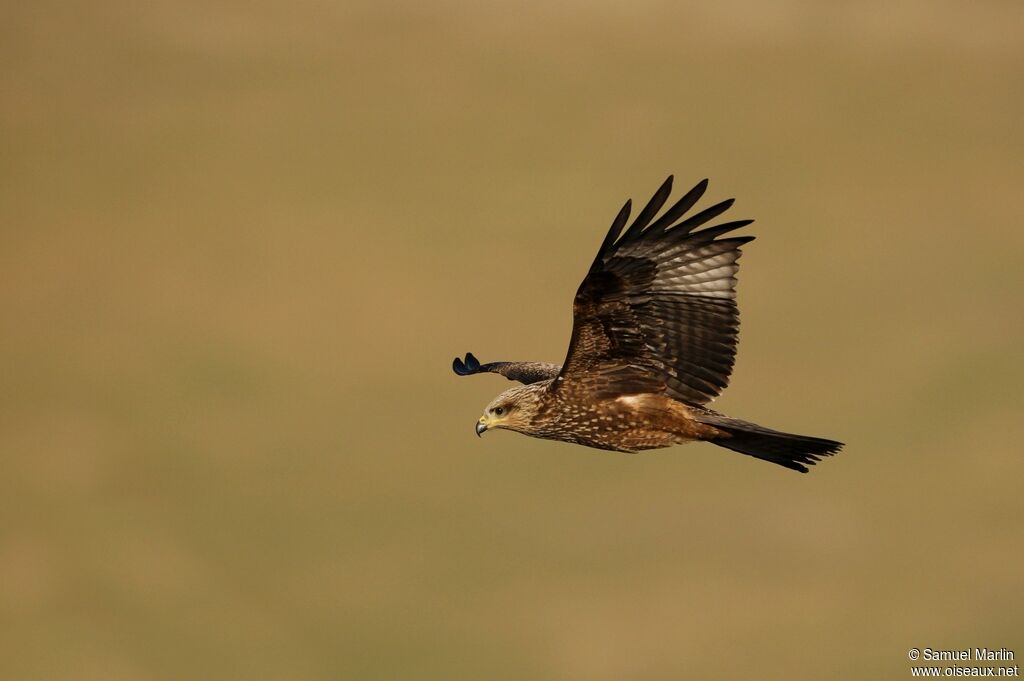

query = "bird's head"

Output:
[[476, 384, 544, 437]]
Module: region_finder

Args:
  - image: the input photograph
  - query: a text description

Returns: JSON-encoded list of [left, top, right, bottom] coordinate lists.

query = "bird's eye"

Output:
[[494, 406, 505, 416]]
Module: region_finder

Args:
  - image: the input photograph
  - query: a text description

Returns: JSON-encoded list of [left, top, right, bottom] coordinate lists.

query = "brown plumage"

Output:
[[453, 176, 843, 473]]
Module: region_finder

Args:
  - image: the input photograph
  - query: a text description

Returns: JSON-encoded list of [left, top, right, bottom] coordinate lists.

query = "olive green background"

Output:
[[2, 1, 1022, 679]]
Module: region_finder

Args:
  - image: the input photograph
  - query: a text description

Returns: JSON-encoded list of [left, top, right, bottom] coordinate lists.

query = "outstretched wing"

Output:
[[555, 176, 754, 405], [453, 352, 560, 385]]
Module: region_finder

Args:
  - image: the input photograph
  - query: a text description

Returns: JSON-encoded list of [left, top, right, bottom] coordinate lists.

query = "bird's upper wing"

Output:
[[453, 352, 561, 385], [553, 176, 754, 404]]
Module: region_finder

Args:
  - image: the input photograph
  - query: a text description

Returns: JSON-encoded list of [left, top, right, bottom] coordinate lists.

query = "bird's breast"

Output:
[[530, 392, 703, 451]]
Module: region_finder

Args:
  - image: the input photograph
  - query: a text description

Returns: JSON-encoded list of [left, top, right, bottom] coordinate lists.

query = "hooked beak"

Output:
[[476, 417, 488, 437]]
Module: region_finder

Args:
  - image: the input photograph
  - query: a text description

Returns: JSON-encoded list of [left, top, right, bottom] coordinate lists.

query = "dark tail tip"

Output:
[[452, 352, 481, 376]]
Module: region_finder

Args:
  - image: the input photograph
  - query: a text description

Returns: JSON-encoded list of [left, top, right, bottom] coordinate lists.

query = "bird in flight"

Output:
[[453, 176, 842, 473]]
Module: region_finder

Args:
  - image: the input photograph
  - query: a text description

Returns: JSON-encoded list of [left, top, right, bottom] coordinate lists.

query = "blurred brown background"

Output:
[[2, 1, 1022, 679]]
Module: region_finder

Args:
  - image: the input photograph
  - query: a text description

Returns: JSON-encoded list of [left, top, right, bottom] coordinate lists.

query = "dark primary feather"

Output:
[[620, 175, 673, 243], [453, 352, 560, 385], [646, 178, 709, 233], [597, 200, 632, 255], [556, 177, 754, 405]]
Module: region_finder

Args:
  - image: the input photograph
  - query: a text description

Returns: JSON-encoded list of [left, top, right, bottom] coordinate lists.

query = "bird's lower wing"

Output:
[[453, 352, 561, 385]]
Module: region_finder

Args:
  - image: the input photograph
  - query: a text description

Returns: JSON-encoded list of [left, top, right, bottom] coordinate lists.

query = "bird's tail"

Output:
[[694, 411, 843, 473]]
